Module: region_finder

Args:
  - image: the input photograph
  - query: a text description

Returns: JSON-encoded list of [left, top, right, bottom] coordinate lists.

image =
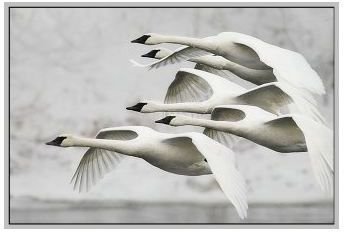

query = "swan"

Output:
[[155, 105, 333, 193], [136, 47, 275, 85], [46, 126, 248, 219], [126, 68, 324, 123], [131, 32, 325, 95]]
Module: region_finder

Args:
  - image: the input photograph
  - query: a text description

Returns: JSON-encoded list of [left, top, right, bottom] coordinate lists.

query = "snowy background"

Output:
[[9, 7, 334, 223]]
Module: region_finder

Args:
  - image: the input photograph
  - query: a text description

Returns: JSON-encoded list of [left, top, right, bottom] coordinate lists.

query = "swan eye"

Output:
[[204, 158, 207, 163], [131, 35, 151, 44], [46, 136, 67, 146]]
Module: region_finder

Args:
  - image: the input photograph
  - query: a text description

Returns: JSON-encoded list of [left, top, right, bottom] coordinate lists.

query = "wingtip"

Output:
[[129, 59, 145, 67]]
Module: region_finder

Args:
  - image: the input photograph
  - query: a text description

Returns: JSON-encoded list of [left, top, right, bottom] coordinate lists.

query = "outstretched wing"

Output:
[[164, 69, 214, 104], [236, 82, 293, 115], [148, 46, 213, 69], [70, 129, 138, 192], [189, 134, 248, 219], [292, 116, 333, 194], [203, 128, 240, 149], [237, 82, 325, 123], [165, 68, 246, 105], [227, 32, 325, 95], [275, 82, 326, 123]]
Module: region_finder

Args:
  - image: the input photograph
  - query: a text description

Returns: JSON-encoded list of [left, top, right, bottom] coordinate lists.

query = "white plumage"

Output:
[[155, 105, 333, 193], [46, 126, 248, 219], [127, 68, 324, 123], [131, 32, 325, 95]]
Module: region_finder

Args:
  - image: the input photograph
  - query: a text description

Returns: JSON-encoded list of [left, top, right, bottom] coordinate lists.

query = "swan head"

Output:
[[46, 134, 74, 147], [131, 33, 164, 45], [126, 102, 148, 112], [141, 48, 172, 59], [155, 115, 190, 126], [126, 101, 161, 113]]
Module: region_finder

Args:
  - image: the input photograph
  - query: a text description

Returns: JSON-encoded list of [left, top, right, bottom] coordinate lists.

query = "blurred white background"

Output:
[[9, 7, 334, 223]]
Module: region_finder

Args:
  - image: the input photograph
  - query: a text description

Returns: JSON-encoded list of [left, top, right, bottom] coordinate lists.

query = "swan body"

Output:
[[156, 105, 333, 193], [127, 68, 324, 123], [46, 126, 248, 219], [131, 32, 325, 95]]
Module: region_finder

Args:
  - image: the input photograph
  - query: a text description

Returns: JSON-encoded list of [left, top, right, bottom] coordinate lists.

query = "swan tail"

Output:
[[293, 115, 333, 194]]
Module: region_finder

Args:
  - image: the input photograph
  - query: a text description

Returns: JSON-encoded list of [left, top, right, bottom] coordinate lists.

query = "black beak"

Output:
[[46, 140, 58, 146], [126, 103, 147, 112], [155, 116, 176, 125], [131, 35, 151, 44], [45, 136, 67, 146], [155, 118, 165, 124], [141, 49, 159, 59]]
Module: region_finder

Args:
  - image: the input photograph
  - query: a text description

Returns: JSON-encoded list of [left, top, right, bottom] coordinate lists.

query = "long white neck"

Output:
[[190, 56, 275, 85], [145, 102, 209, 114], [70, 137, 137, 156], [176, 117, 242, 136], [189, 56, 226, 70], [154, 35, 216, 52]]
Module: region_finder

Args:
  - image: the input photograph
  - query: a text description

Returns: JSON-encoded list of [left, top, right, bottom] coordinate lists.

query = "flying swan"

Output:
[[46, 126, 248, 219], [131, 32, 325, 95], [155, 105, 333, 193], [126, 68, 324, 123], [132, 47, 275, 86]]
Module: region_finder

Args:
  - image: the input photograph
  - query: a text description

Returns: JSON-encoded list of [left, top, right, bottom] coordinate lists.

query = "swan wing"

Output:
[[236, 82, 323, 122], [70, 129, 137, 192], [226, 32, 325, 95], [129, 59, 149, 68], [237, 82, 325, 123], [164, 69, 214, 104], [148, 46, 213, 69], [236, 82, 293, 115], [189, 134, 248, 219], [194, 63, 242, 83], [203, 128, 240, 149], [292, 116, 333, 193], [165, 68, 246, 105], [275, 82, 326, 123], [265, 115, 333, 193]]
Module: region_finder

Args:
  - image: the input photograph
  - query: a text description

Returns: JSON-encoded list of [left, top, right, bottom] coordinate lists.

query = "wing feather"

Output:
[[189, 134, 248, 219], [292, 116, 333, 193], [70, 129, 137, 192], [203, 128, 240, 149], [164, 69, 214, 104], [148, 46, 213, 69], [225, 32, 325, 94], [236, 82, 293, 115]]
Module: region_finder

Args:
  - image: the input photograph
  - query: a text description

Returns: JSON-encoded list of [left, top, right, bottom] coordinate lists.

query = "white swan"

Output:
[[46, 126, 248, 219], [126, 68, 324, 123], [155, 105, 333, 193], [131, 32, 325, 95], [136, 47, 275, 86]]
